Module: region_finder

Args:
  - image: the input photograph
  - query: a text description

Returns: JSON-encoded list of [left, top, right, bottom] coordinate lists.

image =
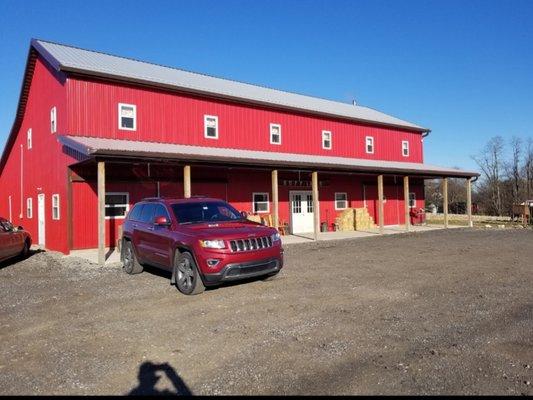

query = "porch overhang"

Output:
[[58, 135, 479, 179]]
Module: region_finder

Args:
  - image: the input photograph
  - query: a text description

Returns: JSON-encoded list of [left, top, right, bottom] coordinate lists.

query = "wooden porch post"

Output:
[[443, 177, 449, 228], [97, 161, 106, 265], [466, 177, 473, 228], [377, 174, 384, 234], [272, 170, 279, 231], [312, 171, 320, 240], [403, 176, 410, 232], [183, 165, 191, 199]]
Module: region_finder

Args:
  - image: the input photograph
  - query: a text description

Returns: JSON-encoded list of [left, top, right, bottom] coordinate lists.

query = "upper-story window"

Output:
[[27, 128, 32, 149], [322, 131, 332, 150], [365, 136, 374, 154], [270, 123, 281, 145], [118, 103, 137, 131], [50, 107, 57, 133], [204, 115, 218, 139], [402, 141, 409, 157]]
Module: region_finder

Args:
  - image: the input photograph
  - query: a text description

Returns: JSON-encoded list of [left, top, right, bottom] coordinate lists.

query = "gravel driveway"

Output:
[[1, 228, 532, 395]]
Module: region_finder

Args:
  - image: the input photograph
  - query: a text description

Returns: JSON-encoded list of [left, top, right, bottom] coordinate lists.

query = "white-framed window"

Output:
[[118, 103, 137, 131], [270, 123, 281, 145], [105, 192, 130, 219], [26, 198, 33, 219], [204, 115, 218, 139], [252, 192, 269, 213], [322, 130, 332, 150], [50, 106, 57, 133], [52, 194, 60, 220], [365, 136, 374, 154], [409, 192, 416, 208], [335, 192, 348, 210], [27, 128, 32, 149], [402, 141, 409, 157]]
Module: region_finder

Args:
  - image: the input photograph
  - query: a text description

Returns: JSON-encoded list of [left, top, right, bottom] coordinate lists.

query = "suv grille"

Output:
[[229, 236, 273, 252]]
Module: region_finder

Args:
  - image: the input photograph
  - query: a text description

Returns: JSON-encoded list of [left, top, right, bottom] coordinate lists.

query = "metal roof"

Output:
[[32, 39, 429, 132], [58, 136, 478, 178]]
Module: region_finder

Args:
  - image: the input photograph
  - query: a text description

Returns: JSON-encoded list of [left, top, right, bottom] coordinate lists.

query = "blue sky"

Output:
[[1, 0, 532, 171]]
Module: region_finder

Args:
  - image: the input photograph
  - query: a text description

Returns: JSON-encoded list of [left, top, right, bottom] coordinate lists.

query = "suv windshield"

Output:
[[171, 201, 242, 224]]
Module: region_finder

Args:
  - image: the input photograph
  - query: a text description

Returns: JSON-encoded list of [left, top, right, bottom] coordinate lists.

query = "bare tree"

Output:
[[525, 137, 533, 200], [505, 136, 522, 206]]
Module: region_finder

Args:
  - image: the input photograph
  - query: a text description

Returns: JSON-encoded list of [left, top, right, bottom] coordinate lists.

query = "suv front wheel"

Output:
[[173, 251, 205, 295]]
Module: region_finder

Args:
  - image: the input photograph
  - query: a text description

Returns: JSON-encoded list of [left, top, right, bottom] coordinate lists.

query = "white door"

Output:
[[290, 191, 315, 234], [37, 194, 45, 247]]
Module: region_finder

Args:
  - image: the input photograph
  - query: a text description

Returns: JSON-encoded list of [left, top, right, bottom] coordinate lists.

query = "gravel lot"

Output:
[[1, 228, 532, 395]]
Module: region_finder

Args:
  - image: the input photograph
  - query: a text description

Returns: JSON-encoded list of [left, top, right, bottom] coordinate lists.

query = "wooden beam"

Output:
[[466, 177, 473, 228], [272, 170, 279, 231], [443, 177, 449, 228], [97, 161, 106, 265], [404, 176, 410, 232], [312, 171, 320, 240], [377, 174, 384, 234], [183, 165, 191, 198]]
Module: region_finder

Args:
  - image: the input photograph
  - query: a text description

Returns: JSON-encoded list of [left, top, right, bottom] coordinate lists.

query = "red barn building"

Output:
[[0, 39, 478, 260]]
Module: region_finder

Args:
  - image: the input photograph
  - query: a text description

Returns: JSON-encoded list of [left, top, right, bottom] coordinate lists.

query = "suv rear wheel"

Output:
[[174, 251, 205, 295], [123, 240, 143, 275]]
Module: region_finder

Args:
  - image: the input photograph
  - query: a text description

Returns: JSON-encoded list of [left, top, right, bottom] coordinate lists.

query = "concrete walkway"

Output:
[[65, 224, 461, 265]]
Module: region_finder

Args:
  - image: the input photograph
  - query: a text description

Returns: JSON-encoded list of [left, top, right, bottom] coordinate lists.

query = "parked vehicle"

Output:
[[0, 217, 31, 263], [120, 197, 284, 295]]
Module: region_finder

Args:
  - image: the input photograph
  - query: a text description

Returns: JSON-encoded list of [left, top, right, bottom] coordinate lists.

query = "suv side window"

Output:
[[139, 203, 156, 224], [153, 204, 170, 220], [128, 203, 144, 221]]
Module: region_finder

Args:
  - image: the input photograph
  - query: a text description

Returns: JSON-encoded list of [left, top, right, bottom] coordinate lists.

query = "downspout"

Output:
[[20, 144, 23, 218]]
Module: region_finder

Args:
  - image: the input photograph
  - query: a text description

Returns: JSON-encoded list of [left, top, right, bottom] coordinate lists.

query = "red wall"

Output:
[[66, 78, 424, 163]]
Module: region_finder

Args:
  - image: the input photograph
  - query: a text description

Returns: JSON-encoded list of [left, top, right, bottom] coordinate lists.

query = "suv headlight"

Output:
[[271, 232, 281, 242], [199, 239, 226, 249]]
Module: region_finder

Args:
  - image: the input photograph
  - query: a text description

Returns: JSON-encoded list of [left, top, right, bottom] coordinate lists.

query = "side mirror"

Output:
[[240, 211, 248, 218], [153, 216, 171, 226]]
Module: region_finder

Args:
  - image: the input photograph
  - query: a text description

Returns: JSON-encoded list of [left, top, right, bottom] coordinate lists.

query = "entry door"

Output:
[[290, 191, 314, 234], [37, 194, 45, 246]]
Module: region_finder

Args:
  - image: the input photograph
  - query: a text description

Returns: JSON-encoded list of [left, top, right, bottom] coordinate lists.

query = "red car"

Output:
[[0, 217, 31, 263], [120, 197, 284, 295]]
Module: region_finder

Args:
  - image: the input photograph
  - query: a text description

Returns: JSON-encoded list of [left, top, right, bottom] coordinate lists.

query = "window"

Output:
[[322, 130, 332, 150], [365, 136, 374, 154], [270, 123, 281, 145], [171, 201, 241, 224], [50, 107, 57, 133], [26, 198, 32, 219], [402, 141, 409, 157], [105, 192, 129, 219], [27, 128, 32, 149], [204, 115, 218, 139], [409, 192, 416, 208], [127, 203, 144, 221], [52, 194, 60, 220], [139, 203, 155, 223], [252, 192, 269, 213], [118, 103, 137, 131], [335, 192, 348, 210]]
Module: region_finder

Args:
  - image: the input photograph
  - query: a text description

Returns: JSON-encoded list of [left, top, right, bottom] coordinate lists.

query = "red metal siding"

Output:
[[66, 78, 424, 163]]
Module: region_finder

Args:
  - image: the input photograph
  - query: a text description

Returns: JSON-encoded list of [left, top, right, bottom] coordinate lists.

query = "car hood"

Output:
[[178, 221, 275, 239]]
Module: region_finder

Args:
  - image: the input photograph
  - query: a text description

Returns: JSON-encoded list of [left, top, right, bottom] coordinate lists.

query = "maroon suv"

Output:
[[120, 197, 283, 295]]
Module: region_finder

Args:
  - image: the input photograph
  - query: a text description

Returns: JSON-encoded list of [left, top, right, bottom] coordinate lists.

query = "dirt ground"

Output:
[[1, 228, 532, 395]]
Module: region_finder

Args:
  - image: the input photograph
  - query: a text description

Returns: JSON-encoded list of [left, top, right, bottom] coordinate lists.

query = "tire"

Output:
[[122, 240, 143, 275], [261, 271, 280, 281], [19, 240, 30, 259], [173, 251, 205, 295]]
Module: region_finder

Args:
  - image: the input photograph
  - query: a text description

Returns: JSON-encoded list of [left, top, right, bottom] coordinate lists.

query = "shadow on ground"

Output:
[[127, 361, 192, 396]]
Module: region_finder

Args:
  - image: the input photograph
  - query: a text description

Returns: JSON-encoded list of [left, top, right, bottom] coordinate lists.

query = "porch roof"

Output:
[[59, 135, 479, 178]]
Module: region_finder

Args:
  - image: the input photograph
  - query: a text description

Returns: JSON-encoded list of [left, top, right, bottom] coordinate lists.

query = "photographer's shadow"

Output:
[[128, 361, 193, 396]]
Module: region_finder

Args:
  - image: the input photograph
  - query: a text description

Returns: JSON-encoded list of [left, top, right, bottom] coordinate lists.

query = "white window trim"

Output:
[[27, 128, 32, 149], [50, 107, 57, 133], [402, 140, 409, 157], [322, 130, 332, 150], [26, 198, 33, 219], [105, 192, 130, 220], [252, 192, 270, 214], [409, 192, 416, 208], [204, 115, 219, 139], [365, 136, 374, 154], [118, 103, 137, 131], [52, 194, 60, 220], [334, 192, 348, 210], [270, 123, 282, 145]]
